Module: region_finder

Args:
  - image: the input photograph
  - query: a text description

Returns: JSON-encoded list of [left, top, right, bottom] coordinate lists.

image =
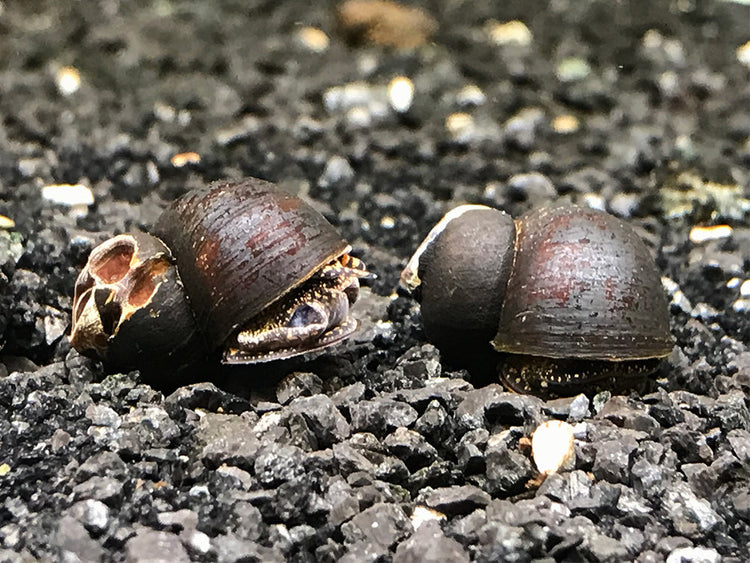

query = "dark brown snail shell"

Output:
[[401, 205, 516, 351], [70, 177, 367, 372], [69, 231, 201, 370], [402, 204, 673, 398]]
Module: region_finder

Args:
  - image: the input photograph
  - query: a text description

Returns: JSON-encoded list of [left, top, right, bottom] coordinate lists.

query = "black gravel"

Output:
[[1, 1, 750, 562]]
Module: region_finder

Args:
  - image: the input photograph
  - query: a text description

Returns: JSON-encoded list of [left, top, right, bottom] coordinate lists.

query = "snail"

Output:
[[70, 177, 368, 372], [401, 204, 673, 398]]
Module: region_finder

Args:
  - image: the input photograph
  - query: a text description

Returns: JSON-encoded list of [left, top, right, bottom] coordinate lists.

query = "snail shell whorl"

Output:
[[412, 205, 516, 350], [153, 178, 350, 350], [492, 206, 673, 361]]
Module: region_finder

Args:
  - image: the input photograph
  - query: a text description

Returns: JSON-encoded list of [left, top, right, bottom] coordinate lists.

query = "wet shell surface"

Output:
[[71, 177, 367, 372]]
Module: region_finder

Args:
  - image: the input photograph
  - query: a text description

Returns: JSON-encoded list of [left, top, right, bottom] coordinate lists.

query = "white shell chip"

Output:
[[688, 224, 733, 244], [41, 184, 95, 207], [531, 420, 576, 475]]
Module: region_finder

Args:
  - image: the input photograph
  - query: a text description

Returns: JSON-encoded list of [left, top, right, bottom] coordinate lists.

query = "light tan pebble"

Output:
[[296, 27, 330, 53], [737, 41, 750, 68], [552, 114, 580, 134], [170, 152, 201, 167], [445, 112, 474, 136], [337, 0, 437, 49], [380, 216, 396, 229], [0, 215, 15, 229], [487, 20, 532, 46]]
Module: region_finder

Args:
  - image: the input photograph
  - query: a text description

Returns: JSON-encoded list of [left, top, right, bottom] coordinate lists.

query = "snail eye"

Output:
[[288, 303, 326, 328]]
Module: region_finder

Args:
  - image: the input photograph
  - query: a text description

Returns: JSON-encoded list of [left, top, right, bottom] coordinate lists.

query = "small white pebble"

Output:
[[531, 420, 576, 475], [388, 76, 414, 113], [345, 107, 372, 128], [487, 20, 532, 46], [674, 135, 695, 159], [727, 277, 742, 289], [56, 66, 81, 96], [740, 279, 750, 297], [44, 306, 67, 345], [186, 530, 212, 555], [146, 160, 160, 185], [673, 291, 693, 313], [641, 29, 661, 49], [661, 277, 680, 294], [188, 485, 210, 498], [253, 411, 283, 435], [658, 70, 680, 98], [271, 523, 292, 541], [556, 58, 591, 82], [373, 320, 394, 340], [357, 53, 379, 75], [323, 82, 373, 112], [572, 422, 588, 439], [580, 193, 607, 211], [411, 505, 446, 530], [177, 109, 191, 126], [691, 302, 720, 321], [737, 41, 750, 69], [456, 84, 486, 107], [482, 181, 501, 201], [666, 546, 721, 563], [153, 102, 177, 122], [733, 299, 750, 313], [41, 183, 94, 207], [689, 224, 733, 244]]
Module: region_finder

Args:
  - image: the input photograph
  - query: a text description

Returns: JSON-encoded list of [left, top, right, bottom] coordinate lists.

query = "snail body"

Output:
[[70, 178, 367, 372], [402, 204, 673, 398]]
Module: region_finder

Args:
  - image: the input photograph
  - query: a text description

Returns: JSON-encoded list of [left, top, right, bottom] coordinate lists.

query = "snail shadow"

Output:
[[437, 343, 667, 400], [143, 351, 352, 404], [438, 343, 504, 389]]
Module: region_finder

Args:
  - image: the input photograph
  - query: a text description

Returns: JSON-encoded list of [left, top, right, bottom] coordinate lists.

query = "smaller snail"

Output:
[[70, 177, 368, 373], [401, 204, 673, 398]]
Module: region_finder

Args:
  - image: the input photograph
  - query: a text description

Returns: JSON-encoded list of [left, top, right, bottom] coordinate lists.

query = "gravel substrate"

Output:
[[1, 1, 750, 561]]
